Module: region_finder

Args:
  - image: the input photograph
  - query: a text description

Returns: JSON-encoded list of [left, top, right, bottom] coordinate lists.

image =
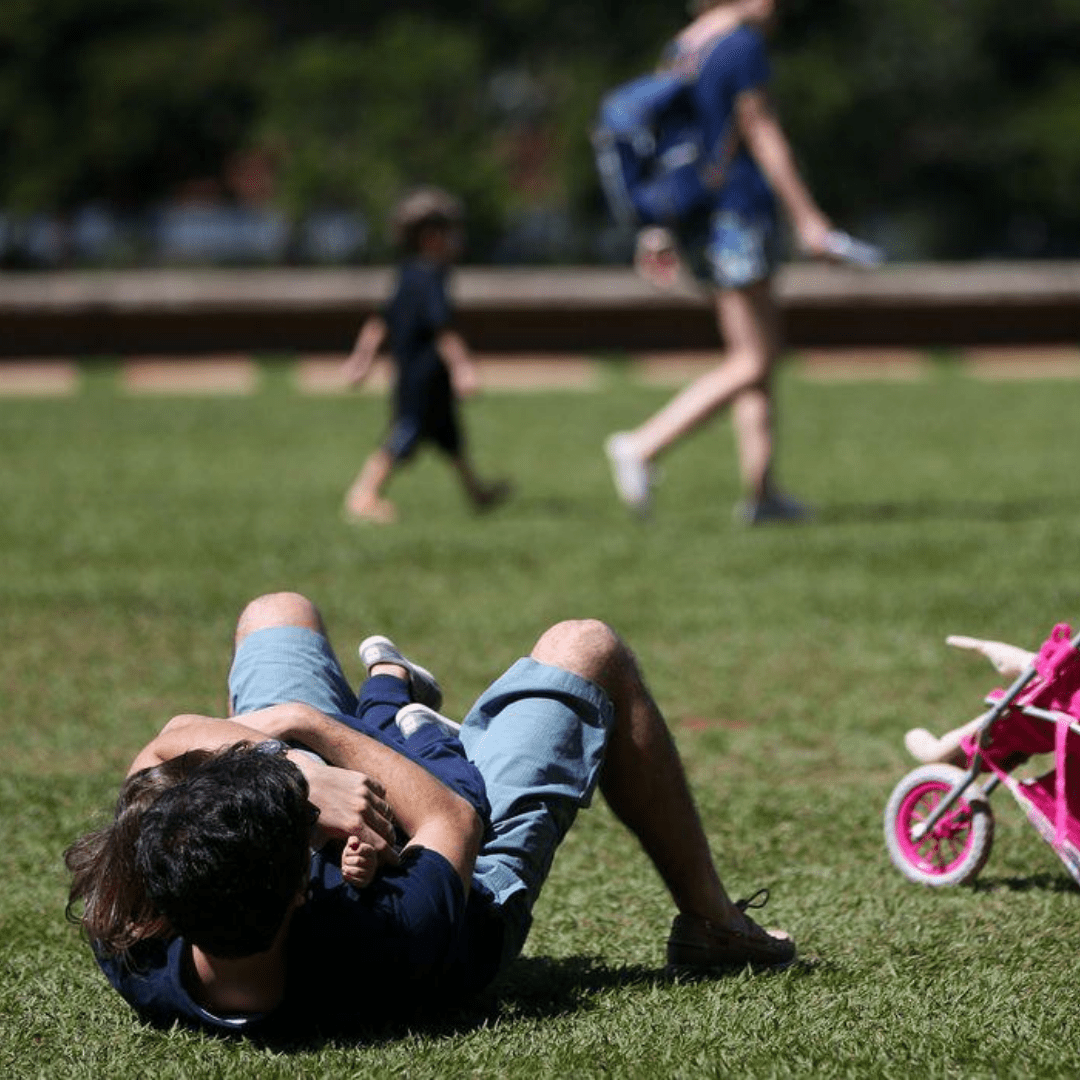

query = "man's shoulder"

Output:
[[96, 936, 261, 1035]]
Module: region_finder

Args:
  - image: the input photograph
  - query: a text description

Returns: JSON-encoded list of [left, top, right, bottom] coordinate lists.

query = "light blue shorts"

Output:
[[679, 208, 780, 290], [228, 626, 358, 717], [459, 657, 613, 966], [227, 626, 614, 970]]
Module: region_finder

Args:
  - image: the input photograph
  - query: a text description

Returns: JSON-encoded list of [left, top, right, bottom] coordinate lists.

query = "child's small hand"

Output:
[[451, 361, 479, 399], [342, 350, 374, 387], [946, 635, 1035, 679], [341, 835, 380, 888]]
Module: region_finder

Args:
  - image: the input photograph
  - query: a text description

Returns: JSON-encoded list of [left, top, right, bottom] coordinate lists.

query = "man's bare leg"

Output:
[[235, 591, 327, 647], [529, 619, 794, 967]]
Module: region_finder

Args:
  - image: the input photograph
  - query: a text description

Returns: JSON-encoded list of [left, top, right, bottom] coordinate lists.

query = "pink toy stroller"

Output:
[[885, 623, 1080, 886]]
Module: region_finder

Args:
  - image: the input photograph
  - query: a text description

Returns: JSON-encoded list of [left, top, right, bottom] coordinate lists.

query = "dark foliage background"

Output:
[[2, 0, 1078, 262]]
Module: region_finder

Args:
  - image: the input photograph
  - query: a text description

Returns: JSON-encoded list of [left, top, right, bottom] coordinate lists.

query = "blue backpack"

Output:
[[592, 68, 721, 228]]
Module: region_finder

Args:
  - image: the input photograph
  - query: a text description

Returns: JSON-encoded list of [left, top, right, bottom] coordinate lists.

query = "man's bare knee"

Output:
[[235, 591, 325, 646], [530, 619, 625, 690]]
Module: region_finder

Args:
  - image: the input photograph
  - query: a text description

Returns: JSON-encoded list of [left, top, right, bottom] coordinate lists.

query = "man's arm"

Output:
[[735, 88, 832, 256], [128, 706, 399, 858], [127, 712, 276, 775], [246, 707, 483, 892]]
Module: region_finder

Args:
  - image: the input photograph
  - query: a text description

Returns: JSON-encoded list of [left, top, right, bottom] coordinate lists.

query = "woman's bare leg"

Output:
[[628, 280, 775, 465]]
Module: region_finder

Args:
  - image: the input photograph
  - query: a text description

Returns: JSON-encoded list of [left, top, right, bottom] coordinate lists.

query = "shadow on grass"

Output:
[[973, 870, 1080, 894], [816, 494, 1080, 527], [261, 953, 827, 1051]]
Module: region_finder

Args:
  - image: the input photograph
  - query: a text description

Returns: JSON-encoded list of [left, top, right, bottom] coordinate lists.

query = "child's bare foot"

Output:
[[344, 496, 397, 525], [341, 835, 379, 887]]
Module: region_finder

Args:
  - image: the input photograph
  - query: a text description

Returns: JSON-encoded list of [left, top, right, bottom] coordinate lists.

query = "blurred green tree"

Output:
[[259, 16, 509, 257], [2, 0, 1079, 259], [0, 0, 266, 212]]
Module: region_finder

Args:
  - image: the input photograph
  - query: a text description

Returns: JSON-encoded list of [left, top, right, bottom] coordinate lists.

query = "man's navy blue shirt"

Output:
[[95, 696, 501, 1037]]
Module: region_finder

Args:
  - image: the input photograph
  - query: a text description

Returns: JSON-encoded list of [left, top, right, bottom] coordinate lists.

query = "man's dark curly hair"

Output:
[[136, 743, 313, 958]]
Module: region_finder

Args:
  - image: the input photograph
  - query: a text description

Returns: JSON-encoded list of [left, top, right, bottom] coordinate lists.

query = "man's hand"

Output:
[[946, 635, 1035, 679], [293, 755, 399, 865]]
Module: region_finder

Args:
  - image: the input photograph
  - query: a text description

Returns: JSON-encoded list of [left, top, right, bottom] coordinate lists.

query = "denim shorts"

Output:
[[458, 657, 613, 967], [228, 626, 358, 718], [678, 208, 780, 290]]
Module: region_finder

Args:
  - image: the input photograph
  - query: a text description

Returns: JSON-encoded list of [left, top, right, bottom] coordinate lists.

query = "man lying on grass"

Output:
[[66, 591, 794, 1037]]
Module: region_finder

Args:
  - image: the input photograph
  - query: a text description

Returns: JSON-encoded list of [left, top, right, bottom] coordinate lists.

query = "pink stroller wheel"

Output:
[[884, 764, 994, 886]]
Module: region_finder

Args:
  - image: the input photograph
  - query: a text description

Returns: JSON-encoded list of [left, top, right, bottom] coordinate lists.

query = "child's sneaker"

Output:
[[604, 432, 652, 517], [734, 492, 812, 526], [359, 635, 442, 711], [395, 703, 462, 739]]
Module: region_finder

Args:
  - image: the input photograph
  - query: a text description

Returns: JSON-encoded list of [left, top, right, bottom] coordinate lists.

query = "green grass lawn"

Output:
[[3, 360, 1080, 1077]]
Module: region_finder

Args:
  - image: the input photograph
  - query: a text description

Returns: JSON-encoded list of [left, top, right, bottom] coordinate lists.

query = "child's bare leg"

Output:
[[344, 448, 397, 524], [731, 387, 773, 501]]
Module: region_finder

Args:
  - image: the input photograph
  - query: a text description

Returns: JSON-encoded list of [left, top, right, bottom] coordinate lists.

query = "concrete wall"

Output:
[[2, 263, 1079, 357]]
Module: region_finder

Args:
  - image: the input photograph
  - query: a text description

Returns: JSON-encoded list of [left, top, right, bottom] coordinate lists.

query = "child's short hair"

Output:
[[392, 187, 464, 253]]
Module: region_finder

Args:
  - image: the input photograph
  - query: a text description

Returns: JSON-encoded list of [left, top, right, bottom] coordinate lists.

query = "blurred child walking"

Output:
[[604, 0, 839, 523], [343, 188, 508, 524]]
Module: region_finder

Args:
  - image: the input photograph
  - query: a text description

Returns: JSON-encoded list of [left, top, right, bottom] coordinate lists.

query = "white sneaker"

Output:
[[395, 703, 461, 739], [358, 635, 442, 711], [735, 492, 812, 526], [604, 433, 651, 516]]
